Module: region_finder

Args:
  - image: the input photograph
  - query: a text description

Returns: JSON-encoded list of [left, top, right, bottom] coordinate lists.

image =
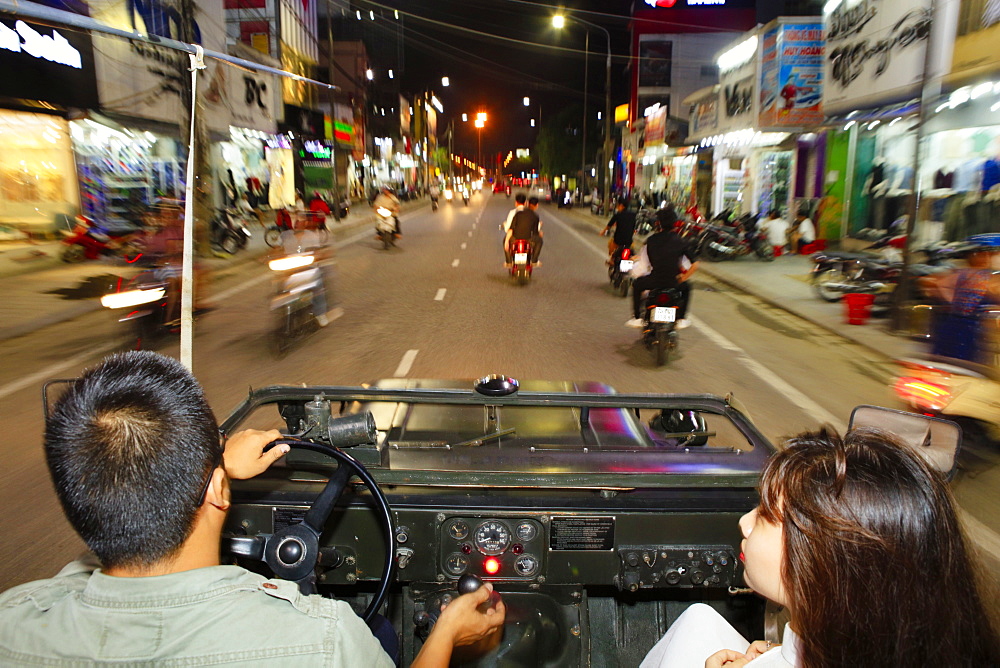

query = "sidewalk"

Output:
[[560, 206, 923, 362], [0, 200, 427, 343]]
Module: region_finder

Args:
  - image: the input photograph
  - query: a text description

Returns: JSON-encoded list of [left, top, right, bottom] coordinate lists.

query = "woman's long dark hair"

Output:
[[758, 427, 1000, 667]]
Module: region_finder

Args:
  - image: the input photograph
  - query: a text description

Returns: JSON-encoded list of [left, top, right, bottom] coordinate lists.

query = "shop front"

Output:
[[0, 16, 99, 233], [70, 118, 184, 226], [917, 84, 1000, 243]]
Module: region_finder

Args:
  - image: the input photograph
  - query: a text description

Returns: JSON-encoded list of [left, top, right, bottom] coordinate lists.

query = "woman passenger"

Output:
[[641, 427, 1000, 668]]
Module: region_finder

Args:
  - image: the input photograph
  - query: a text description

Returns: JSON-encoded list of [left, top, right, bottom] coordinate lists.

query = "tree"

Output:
[[534, 103, 600, 184]]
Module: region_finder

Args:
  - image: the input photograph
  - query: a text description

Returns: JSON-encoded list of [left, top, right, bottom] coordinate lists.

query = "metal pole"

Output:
[[603, 37, 612, 211], [582, 30, 589, 196], [892, 0, 937, 333], [180, 47, 206, 370]]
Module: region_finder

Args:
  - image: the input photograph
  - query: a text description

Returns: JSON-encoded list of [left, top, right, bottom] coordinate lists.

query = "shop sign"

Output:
[[302, 139, 331, 160], [645, 105, 667, 145], [822, 0, 932, 114], [0, 17, 98, 108], [90, 0, 226, 125], [690, 94, 718, 136], [716, 30, 758, 133], [759, 23, 824, 129], [203, 67, 279, 134], [399, 94, 411, 137], [638, 38, 673, 88]]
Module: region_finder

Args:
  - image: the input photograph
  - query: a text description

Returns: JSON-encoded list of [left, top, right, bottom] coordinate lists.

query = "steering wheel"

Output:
[[226, 438, 396, 623]]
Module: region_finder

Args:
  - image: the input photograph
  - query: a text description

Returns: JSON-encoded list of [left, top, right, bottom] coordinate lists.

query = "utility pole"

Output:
[[325, 0, 341, 214]]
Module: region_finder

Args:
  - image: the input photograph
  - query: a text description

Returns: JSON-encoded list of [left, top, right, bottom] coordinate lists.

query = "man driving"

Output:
[[0, 351, 504, 666]]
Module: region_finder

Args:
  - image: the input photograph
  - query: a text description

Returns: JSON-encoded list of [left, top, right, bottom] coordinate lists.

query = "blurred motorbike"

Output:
[[100, 265, 181, 348], [210, 208, 251, 254], [608, 245, 634, 298], [375, 206, 396, 250], [268, 252, 324, 357], [697, 214, 774, 262], [61, 215, 145, 264]]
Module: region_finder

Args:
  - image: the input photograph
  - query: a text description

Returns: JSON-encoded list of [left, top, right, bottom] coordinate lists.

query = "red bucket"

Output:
[[844, 293, 875, 325], [773, 245, 783, 257]]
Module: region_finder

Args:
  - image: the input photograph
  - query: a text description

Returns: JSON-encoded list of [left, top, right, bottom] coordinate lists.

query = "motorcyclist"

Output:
[[429, 182, 441, 209], [504, 196, 543, 266], [601, 197, 637, 262], [919, 233, 1000, 363], [627, 205, 698, 330], [279, 215, 337, 327], [503, 192, 527, 235], [373, 186, 401, 237]]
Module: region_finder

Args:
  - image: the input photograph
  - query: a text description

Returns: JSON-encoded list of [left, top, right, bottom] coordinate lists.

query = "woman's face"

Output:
[[739, 507, 787, 607]]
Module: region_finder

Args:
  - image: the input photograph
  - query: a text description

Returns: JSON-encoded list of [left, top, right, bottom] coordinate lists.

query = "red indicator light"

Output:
[[511, 544, 523, 555], [461, 543, 472, 554], [483, 557, 501, 575]]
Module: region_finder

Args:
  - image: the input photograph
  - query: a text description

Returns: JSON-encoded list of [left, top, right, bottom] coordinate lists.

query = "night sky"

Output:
[[352, 0, 637, 160]]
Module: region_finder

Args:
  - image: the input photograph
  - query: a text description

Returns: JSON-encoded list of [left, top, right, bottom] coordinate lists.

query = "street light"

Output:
[[441, 76, 450, 87], [553, 13, 612, 209], [474, 112, 487, 173], [523, 96, 530, 106]]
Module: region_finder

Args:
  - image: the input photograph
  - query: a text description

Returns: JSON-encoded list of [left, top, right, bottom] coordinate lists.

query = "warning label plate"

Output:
[[549, 516, 615, 551]]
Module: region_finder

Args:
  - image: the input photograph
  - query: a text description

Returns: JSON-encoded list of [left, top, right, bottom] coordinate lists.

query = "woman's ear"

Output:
[[205, 467, 231, 512]]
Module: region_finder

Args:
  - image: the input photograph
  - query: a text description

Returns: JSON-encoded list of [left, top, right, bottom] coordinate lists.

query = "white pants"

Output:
[[639, 603, 751, 668]]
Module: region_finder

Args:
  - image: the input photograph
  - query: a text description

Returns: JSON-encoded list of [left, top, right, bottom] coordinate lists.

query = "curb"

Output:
[[0, 199, 430, 343]]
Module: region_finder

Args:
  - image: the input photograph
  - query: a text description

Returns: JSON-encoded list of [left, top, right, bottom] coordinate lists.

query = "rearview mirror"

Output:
[[849, 405, 961, 479]]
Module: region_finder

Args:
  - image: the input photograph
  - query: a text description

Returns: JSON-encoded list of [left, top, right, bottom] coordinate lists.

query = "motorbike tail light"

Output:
[[894, 376, 952, 411], [100, 287, 166, 309], [269, 255, 315, 272], [655, 293, 671, 306], [483, 557, 501, 575], [621, 248, 632, 260]]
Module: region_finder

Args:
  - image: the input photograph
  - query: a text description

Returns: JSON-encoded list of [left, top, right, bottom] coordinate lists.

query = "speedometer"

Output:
[[474, 520, 511, 555]]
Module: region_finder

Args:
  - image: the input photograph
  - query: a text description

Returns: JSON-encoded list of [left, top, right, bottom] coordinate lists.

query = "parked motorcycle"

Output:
[[640, 287, 682, 366], [100, 265, 180, 348], [211, 208, 251, 254], [509, 238, 534, 285], [608, 245, 634, 298], [810, 242, 954, 304], [61, 216, 145, 264], [697, 214, 774, 262], [375, 206, 396, 250], [268, 252, 325, 357]]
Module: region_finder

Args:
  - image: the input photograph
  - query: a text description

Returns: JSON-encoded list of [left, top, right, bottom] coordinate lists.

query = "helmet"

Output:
[[966, 233, 1000, 250]]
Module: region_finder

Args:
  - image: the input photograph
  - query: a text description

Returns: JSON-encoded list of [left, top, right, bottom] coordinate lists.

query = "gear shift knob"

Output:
[[457, 574, 483, 595]]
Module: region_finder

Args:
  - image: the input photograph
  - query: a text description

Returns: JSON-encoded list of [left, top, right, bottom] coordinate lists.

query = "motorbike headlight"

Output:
[[269, 255, 315, 272], [100, 287, 165, 309], [376, 207, 393, 217]]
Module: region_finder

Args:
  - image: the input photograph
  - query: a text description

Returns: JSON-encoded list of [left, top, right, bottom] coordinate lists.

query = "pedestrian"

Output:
[[758, 209, 789, 253], [789, 210, 815, 254]]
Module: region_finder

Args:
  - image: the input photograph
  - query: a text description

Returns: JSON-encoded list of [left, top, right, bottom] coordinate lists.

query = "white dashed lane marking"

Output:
[[435, 288, 447, 301], [451, 259, 460, 267], [393, 349, 419, 377]]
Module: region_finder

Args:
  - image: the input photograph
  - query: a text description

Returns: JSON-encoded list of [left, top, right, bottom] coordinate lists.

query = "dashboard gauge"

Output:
[[474, 521, 511, 555], [445, 552, 469, 576], [448, 520, 469, 540], [515, 521, 538, 542], [514, 554, 539, 577]]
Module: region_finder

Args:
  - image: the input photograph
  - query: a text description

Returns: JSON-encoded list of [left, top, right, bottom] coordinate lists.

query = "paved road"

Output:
[[1, 193, 996, 590]]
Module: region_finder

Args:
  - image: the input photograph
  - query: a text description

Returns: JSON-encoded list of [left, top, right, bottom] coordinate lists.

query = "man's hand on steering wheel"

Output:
[[223, 429, 288, 479]]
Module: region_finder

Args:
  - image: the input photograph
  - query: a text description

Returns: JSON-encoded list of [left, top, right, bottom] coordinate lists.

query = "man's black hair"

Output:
[[528, 196, 539, 205], [45, 351, 221, 569], [515, 193, 527, 204]]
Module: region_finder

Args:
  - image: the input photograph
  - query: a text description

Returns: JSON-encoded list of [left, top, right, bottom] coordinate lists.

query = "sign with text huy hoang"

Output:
[[759, 22, 823, 129]]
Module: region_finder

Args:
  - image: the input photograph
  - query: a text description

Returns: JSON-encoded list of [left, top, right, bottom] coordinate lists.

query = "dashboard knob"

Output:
[[664, 568, 682, 585], [690, 569, 705, 585], [625, 552, 639, 568], [457, 574, 484, 595]]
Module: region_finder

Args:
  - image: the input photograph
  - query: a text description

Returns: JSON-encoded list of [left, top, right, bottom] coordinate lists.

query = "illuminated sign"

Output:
[[718, 35, 757, 72], [644, 0, 727, 5], [302, 140, 332, 159], [0, 20, 82, 68]]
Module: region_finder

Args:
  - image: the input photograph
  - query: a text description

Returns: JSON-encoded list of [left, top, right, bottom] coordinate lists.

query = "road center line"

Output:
[[472, 223, 476, 229], [467, 231, 473, 237], [460, 242, 467, 250], [393, 349, 419, 377], [451, 259, 460, 267], [435, 288, 447, 300]]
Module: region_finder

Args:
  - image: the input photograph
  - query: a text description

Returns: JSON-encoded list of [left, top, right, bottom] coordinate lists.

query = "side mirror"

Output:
[[849, 405, 961, 479]]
